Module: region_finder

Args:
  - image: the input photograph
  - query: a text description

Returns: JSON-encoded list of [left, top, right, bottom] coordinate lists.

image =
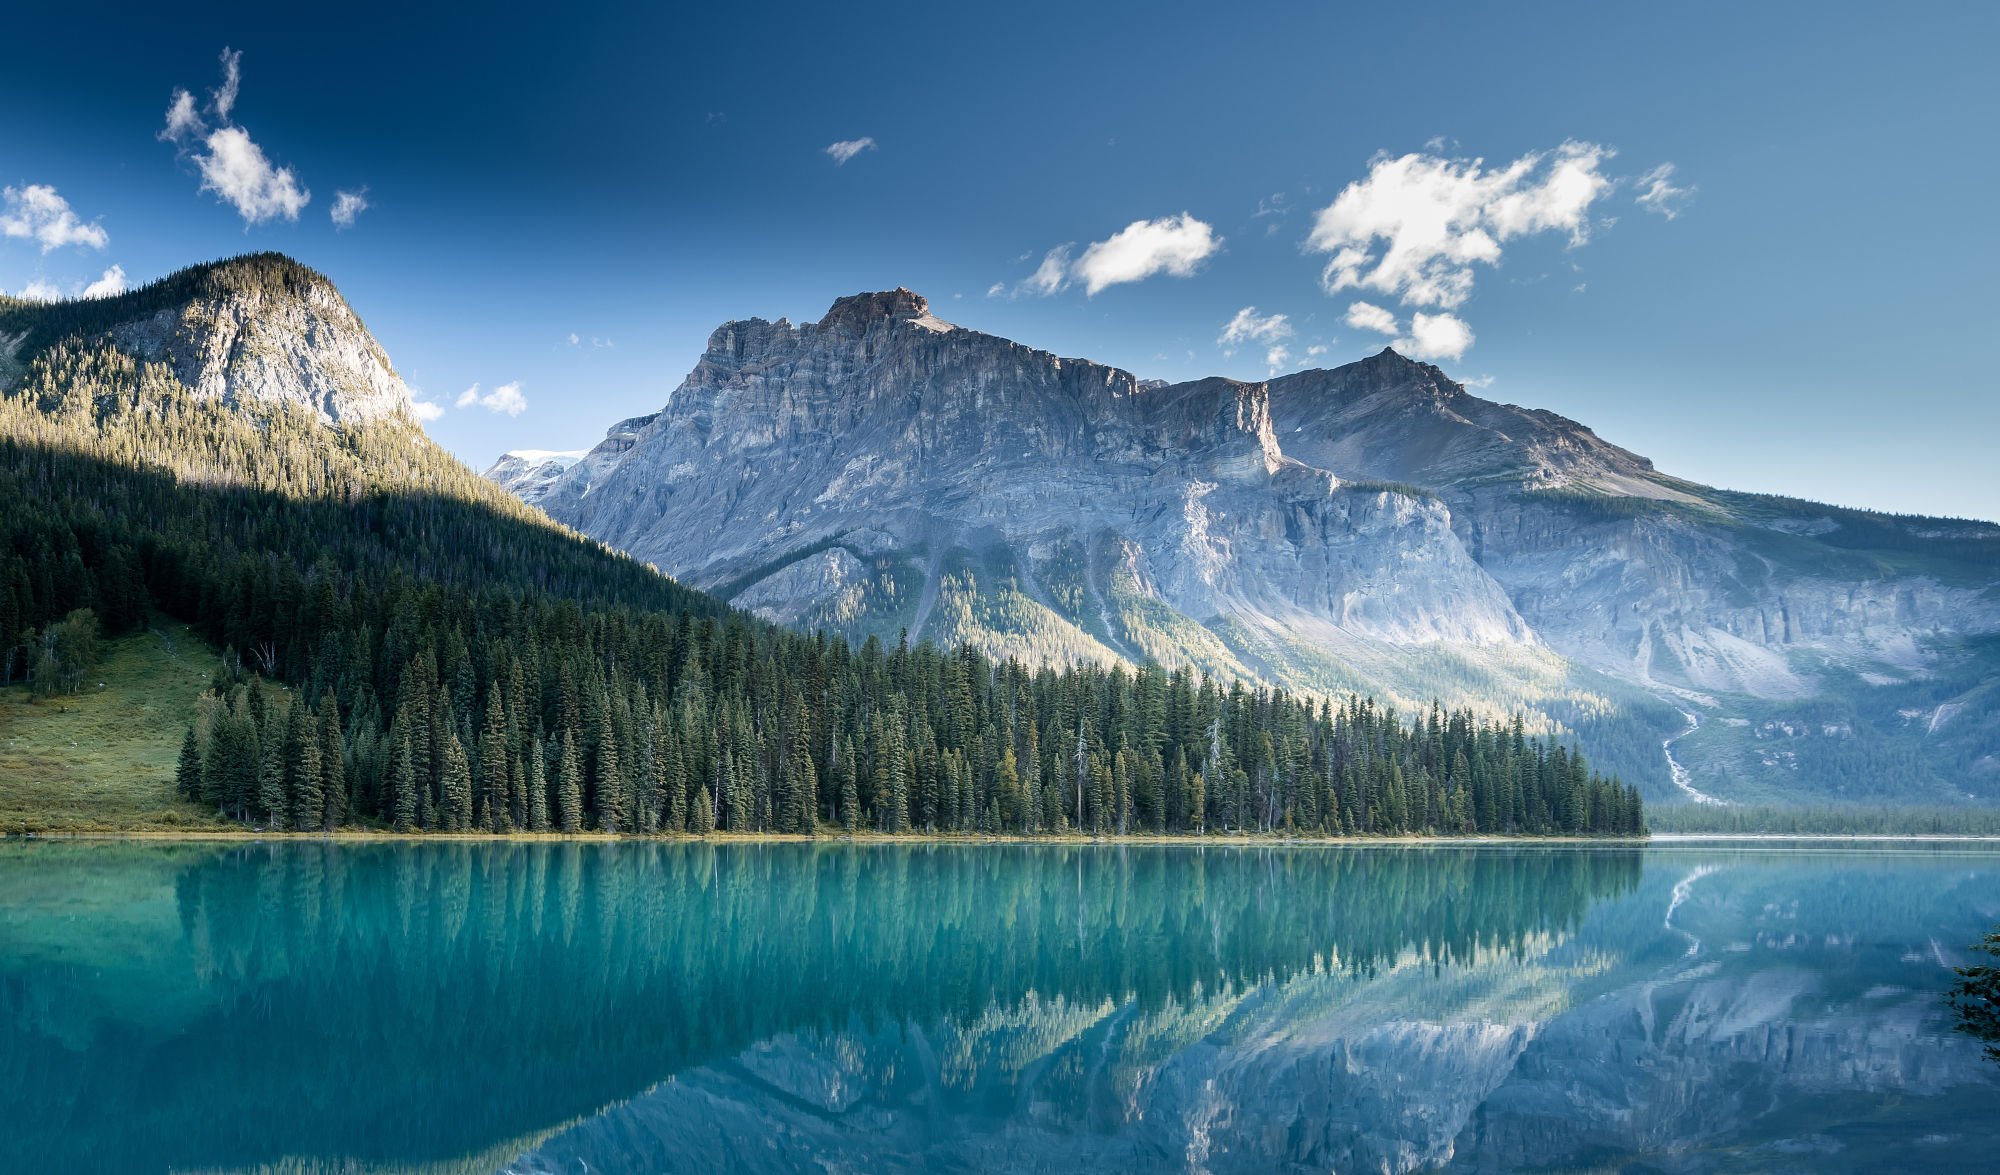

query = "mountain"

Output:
[[0, 252, 409, 425], [484, 449, 589, 506], [505, 289, 2000, 807], [3, 254, 1628, 839]]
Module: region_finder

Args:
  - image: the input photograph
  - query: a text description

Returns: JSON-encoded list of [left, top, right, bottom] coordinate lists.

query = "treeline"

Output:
[[0, 256, 1640, 838], [1647, 803, 2000, 836], [173, 634, 1643, 837]]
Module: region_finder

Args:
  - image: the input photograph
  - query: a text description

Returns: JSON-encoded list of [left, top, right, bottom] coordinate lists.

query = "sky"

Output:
[[4, 1, 1996, 520]]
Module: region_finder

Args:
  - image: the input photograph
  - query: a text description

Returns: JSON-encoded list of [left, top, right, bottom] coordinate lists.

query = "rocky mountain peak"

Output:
[[0, 252, 415, 426], [820, 288, 932, 328]]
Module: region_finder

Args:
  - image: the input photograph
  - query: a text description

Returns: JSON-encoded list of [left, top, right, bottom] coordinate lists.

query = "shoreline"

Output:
[[10, 829, 1646, 845], [9, 829, 2000, 847]]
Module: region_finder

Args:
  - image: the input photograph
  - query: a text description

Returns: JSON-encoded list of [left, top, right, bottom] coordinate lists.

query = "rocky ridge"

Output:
[[506, 289, 2000, 803]]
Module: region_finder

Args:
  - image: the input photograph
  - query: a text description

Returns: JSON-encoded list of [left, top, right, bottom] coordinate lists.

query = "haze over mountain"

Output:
[[496, 289, 2000, 806]]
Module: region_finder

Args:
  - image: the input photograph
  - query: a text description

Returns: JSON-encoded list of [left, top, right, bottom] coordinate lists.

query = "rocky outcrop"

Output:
[[2, 254, 417, 426], [109, 266, 411, 425]]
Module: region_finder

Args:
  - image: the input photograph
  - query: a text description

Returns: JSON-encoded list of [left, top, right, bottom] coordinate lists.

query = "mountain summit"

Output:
[[503, 290, 2000, 805], [1, 254, 415, 426]]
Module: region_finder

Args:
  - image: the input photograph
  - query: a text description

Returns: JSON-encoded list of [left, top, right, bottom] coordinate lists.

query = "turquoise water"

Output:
[[1, 841, 1995, 1173]]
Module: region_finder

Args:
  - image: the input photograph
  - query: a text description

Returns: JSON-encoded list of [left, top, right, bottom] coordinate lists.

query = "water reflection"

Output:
[[1950, 927, 2000, 1064], [0, 843, 1992, 1173]]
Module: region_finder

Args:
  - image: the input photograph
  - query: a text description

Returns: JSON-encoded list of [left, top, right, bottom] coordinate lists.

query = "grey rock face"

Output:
[[503, 290, 2000, 802], [536, 291, 1533, 680], [2, 256, 418, 428], [105, 273, 413, 425]]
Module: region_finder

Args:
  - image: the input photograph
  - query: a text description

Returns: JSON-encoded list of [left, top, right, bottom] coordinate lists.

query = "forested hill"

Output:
[[0, 254, 1641, 838]]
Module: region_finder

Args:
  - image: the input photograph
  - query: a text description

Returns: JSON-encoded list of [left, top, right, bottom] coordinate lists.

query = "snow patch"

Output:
[[505, 448, 588, 467]]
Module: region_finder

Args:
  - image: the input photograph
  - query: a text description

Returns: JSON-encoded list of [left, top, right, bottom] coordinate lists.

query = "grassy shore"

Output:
[[0, 625, 235, 835]]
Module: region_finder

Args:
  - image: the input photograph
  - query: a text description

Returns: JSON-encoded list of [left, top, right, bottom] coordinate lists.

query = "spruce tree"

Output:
[[441, 729, 473, 832], [557, 730, 584, 833], [291, 707, 324, 833], [175, 726, 203, 802], [257, 704, 288, 829], [479, 692, 510, 832], [839, 737, 859, 834], [317, 693, 345, 832], [525, 738, 549, 832], [390, 727, 418, 832], [594, 711, 626, 832], [692, 783, 715, 835]]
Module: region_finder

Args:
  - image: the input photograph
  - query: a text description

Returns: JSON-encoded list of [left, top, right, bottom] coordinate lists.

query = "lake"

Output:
[[2, 840, 1995, 1173]]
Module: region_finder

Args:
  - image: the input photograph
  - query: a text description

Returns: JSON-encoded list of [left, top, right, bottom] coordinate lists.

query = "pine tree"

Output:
[[662, 727, 687, 833], [839, 736, 859, 834], [525, 737, 549, 832], [175, 726, 203, 802], [692, 783, 716, 835], [557, 730, 584, 833], [316, 693, 345, 832], [291, 706, 324, 832], [479, 692, 510, 833], [440, 728, 473, 832], [390, 726, 418, 832], [594, 711, 626, 832], [258, 703, 288, 828]]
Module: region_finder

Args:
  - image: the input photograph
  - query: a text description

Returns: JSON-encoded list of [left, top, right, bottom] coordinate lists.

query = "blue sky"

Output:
[[4, 1, 1996, 519]]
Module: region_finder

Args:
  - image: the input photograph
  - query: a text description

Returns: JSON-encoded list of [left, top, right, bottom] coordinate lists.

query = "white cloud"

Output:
[[1, 184, 109, 252], [1264, 345, 1291, 373], [1073, 213, 1220, 294], [1634, 163, 1694, 219], [194, 126, 310, 224], [160, 49, 311, 225], [1397, 311, 1475, 362], [984, 282, 1006, 298], [1305, 344, 1328, 359], [1462, 373, 1496, 389], [81, 265, 127, 298], [1019, 245, 1073, 296], [330, 188, 369, 229], [160, 89, 205, 144], [212, 47, 242, 121], [1006, 213, 1221, 298], [567, 332, 581, 345], [12, 265, 129, 301], [1342, 300, 1400, 335], [1219, 306, 1292, 347], [456, 381, 527, 416], [1308, 141, 1614, 310], [408, 398, 446, 422], [825, 137, 877, 165]]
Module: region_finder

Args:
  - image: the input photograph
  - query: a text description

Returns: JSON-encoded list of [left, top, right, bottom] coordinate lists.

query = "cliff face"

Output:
[[508, 290, 2000, 803], [0, 253, 416, 426], [535, 290, 1537, 690]]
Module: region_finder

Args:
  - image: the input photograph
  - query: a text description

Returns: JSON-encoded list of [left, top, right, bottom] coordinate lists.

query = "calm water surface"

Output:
[[1, 840, 1995, 1173]]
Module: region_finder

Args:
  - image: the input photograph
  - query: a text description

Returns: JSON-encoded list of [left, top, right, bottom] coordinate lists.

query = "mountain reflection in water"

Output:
[[0, 842, 1992, 1173]]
